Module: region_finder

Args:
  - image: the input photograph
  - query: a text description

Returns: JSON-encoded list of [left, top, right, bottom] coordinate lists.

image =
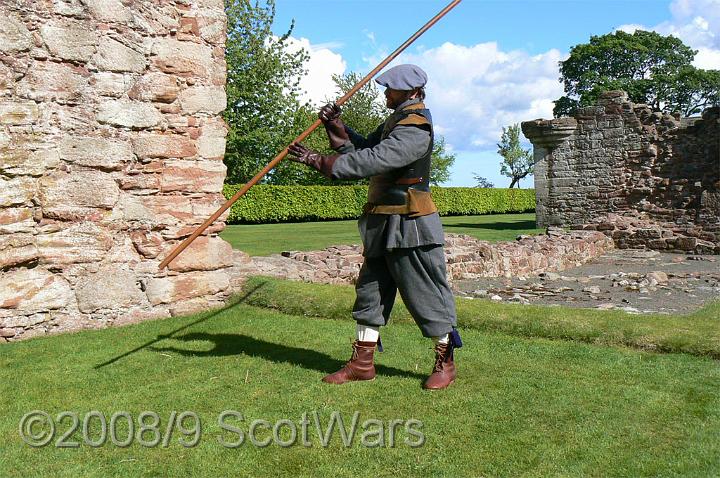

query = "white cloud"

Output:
[[396, 42, 565, 150], [286, 34, 566, 155], [284, 36, 347, 107], [617, 0, 720, 68], [695, 47, 720, 68], [358, 30, 395, 73], [275, 1, 717, 187]]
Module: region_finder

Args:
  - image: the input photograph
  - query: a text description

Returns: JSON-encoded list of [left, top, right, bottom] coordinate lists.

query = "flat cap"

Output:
[[375, 64, 427, 90]]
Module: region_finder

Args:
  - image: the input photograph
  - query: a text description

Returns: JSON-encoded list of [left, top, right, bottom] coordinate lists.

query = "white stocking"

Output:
[[356, 324, 380, 342]]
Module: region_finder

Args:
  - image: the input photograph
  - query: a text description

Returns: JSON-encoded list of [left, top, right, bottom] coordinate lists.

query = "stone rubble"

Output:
[[574, 212, 720, 255], [454, 251, 719, 314]]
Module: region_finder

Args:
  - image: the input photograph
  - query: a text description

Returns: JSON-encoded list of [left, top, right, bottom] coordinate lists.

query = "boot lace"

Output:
[[432, 344, 451, 373], [348, 342, 360, 363]]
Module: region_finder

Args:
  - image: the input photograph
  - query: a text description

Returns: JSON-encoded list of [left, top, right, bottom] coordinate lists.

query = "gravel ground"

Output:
[[453, 250, 720, 314]]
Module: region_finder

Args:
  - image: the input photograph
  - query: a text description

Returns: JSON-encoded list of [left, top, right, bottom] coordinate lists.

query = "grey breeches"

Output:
[[352, 244, 457, 337]]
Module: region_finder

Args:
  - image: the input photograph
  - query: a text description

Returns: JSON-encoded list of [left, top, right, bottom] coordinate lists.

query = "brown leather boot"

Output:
[[423, 342, 456, 390], [322, 340, 377, 384]]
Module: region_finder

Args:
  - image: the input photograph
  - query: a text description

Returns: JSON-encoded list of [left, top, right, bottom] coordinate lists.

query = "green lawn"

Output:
[[4, 214, 719, 477], [244, 277, 720, 359], [220, 213, 542, 256], [1, 280, 719, 477]]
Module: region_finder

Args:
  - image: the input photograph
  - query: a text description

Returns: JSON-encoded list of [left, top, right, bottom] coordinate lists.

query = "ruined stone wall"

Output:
[[522, 91, 720, 254], [0, 0, 232, 341], [231, 230, 615, 284]]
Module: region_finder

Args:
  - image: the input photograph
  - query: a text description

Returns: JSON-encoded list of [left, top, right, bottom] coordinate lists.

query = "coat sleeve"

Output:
[[339, 124, 384, 152], [328, 125, 431, 180]]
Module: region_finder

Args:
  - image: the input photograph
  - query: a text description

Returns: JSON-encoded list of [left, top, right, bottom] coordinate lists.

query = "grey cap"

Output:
[[375, 64, 427, 90]]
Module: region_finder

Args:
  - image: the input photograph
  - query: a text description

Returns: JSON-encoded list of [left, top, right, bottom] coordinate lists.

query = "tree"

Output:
[[263, 103, 334, 185], [327, 72, 387, 137], [223, 0, 309, 184], [661, 66, 720, 116], [554, 30, 720, 117], [472, 175, 494, 188], [430, 137, 455, 185], [498, 124, 534, 188]]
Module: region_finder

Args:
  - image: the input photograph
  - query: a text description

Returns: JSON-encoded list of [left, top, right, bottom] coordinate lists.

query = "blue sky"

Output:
[[271, 0, 719, 187]]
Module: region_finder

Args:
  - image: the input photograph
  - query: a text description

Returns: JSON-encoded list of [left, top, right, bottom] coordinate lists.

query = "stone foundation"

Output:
[[574, 212, 719, 255], [230, 230, 615, 285], [0, 0, 231, 342]]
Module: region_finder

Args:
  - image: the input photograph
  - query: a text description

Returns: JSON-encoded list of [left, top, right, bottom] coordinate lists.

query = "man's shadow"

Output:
[[152, 332, 427, 381], [444, 219, 537, 231]]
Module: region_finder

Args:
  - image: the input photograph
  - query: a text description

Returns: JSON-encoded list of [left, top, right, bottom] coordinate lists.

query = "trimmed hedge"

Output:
[[223, 184, 535, 224]]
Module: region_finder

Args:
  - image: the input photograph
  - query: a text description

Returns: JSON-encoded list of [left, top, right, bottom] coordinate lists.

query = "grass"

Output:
[[1, 286, 719, 477], [220, 213, 542, 256], [3, 214, 718, 476], [241, 277, 720, 359]]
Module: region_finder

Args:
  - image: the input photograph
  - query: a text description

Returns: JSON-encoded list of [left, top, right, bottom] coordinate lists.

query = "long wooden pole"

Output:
[[158, 0, 463, 270]]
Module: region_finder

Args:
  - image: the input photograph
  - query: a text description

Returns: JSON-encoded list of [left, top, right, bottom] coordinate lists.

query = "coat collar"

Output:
[[394, 98, 424, 112]]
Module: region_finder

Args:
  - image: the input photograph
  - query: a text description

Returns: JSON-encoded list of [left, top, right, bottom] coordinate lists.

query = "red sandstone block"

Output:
[[142, 195, 195, 225], [159, 160, 225, 193], [0, 268, 73, 317], [128, 72, 180, 103], [0, 177, 36, 207], [145, 270, 230, 305], [178, 86, 226, 115], [40, 21, 97, 62], [75, 265, 146, 313], [97, 99, 163, 128], [132, 133, 197, 159], [130, 230, 165, 259], [16, 61, 89, 104], [151, 38, 214, 78], [0, 207, 33, 226], [167, 235, 233, 272], [59, 136, 133, 171], [117, 173, 161, 192], [0, 233, 38, 269], [92, 36, 146, 73], [36, 222, 114, 266], [38, 170, 120, 220], [0, 100, 39, 125], [179, 17, 200, 35]]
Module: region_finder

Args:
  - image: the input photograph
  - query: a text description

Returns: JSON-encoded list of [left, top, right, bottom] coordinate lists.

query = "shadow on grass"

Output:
[[444, 220, 538, 231], [94, 283, 265, 369], [153, 332, 427, 381]]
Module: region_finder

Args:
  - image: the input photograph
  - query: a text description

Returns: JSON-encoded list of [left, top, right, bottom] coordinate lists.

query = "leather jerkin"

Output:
[[363, 188, 438, 218]]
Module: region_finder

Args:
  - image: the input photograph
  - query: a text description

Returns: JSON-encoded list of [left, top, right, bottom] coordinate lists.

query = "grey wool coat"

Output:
[[326, 98, 445, 257]]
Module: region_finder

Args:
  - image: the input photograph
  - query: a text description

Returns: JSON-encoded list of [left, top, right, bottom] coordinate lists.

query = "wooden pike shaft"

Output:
[[158, 0, 463, 270]]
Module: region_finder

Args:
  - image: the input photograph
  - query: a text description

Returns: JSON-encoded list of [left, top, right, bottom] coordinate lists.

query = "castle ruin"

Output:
[[522, 91, 719, 255]]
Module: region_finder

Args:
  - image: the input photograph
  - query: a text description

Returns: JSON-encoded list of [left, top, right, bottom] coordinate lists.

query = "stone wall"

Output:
[[230, 230, 615, 285], [522, 91, 719, 253], [0, 0, 231, 341]]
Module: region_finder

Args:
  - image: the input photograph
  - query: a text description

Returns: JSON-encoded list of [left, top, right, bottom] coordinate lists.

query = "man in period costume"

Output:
[[287, 64, 461, 390]]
